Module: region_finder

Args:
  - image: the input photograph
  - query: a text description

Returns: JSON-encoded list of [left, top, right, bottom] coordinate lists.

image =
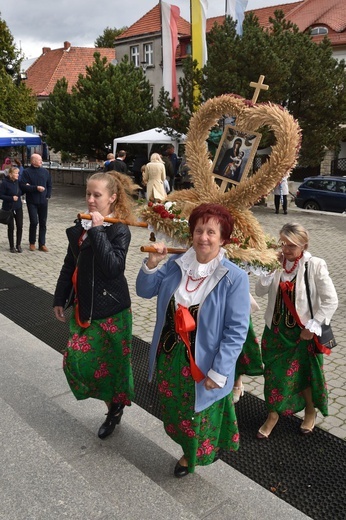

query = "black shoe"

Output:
[[98, 404, 124, 439], [10, 247, 17, 253], [174, 461, 189, 478], [16, 245, 22, 253]]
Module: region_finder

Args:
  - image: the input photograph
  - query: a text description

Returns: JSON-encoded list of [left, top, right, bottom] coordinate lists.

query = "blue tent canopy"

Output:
[[0, 121, 41, 147]]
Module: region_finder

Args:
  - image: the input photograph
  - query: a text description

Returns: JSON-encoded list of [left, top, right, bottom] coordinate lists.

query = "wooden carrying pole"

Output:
[[140, 246, 187, 254], [77, 213, 148, 228]]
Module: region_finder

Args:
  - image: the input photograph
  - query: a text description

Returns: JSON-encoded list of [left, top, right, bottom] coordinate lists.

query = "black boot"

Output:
[[98, 403, 124, 439]]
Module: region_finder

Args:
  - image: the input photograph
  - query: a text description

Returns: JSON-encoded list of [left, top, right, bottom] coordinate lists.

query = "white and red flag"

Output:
[[161, 1, 180, 107]]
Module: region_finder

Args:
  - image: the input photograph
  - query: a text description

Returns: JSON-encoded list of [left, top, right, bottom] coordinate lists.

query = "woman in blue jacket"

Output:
[[0, 166, 23, 252], [136, 203, 250, 477]]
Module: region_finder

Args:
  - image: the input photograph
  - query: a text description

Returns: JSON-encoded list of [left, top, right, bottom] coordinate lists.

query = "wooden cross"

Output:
[[250, 75, 269, 103]]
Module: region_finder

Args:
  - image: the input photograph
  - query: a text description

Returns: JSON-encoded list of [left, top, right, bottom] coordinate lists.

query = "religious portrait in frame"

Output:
[[212, 125, 262, 187]]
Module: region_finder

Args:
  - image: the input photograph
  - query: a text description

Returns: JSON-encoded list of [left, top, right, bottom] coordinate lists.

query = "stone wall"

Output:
[[49, 168, 97, 186]]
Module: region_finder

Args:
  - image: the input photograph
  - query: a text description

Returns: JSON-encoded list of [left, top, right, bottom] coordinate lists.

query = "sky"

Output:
[[1, 0, 300, 61]]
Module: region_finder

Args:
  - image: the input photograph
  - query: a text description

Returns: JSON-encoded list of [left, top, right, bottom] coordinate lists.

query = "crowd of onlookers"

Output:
[[102, 145, 192, 201]]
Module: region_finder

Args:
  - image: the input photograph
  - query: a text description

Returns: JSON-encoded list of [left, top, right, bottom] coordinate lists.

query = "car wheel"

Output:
[[303, 200, 320, 210]]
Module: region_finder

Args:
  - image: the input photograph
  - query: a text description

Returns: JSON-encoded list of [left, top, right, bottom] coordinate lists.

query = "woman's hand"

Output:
[[300, 328, 314, 341], [54, 306, 66, 322], [204, 376, 221, 391], [90, 211, 104, 227], [13, 195, 18, 201], [146, 242, 167, 269]]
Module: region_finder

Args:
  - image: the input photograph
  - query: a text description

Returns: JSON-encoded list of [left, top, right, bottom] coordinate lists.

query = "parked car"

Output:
[[295, 176, 346, 213]]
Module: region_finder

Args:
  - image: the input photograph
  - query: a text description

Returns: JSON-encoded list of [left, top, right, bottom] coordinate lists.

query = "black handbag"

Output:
[[304, 262, 337, 351], [0, 208, 12, 225]]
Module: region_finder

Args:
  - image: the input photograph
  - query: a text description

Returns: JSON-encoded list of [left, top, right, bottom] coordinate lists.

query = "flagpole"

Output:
[[159, 0, 163, 70]]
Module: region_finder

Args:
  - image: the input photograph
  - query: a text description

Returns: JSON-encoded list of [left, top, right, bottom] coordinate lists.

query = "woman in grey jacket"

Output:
[[255, 223, 338, 439], [136, 203, 250, 477]]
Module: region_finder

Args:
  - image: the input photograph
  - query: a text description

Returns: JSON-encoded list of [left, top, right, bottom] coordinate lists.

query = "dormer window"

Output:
[[310, 27, 328, 36]]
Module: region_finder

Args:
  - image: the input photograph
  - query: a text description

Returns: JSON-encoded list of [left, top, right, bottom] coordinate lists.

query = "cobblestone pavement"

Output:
[[1, 184, 345, 439]]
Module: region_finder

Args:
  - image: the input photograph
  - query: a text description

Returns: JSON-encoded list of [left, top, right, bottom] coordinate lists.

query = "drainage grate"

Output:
[[1, 269, 345, 520]]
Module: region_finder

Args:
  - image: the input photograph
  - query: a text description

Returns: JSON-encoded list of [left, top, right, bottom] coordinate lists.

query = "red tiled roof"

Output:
[[26, 43, 115, 96], [288, 0, 346, 32], [120, 0, 345, 45], [117, 3, 190, 40]]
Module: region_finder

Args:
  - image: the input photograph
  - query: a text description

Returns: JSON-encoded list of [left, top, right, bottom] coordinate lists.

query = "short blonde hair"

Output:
[[150, 153, 163, 163], [280, 223, 309, 249]]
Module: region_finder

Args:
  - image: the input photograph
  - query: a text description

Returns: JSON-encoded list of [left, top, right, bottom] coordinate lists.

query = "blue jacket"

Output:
[[0, 176, 22, 211], [20, 165, 52, 204], [136, 254, 250, 412]]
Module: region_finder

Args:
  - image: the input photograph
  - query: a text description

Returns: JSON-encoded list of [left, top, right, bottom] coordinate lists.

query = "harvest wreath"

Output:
[[138, 92, 301, 270]]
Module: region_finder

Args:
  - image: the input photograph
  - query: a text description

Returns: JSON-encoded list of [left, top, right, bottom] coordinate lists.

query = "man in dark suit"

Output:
[[20, 153, 52, 252]]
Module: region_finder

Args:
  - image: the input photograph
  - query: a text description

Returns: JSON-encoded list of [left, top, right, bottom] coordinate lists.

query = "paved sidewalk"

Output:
[[0, 184, 345, 440]]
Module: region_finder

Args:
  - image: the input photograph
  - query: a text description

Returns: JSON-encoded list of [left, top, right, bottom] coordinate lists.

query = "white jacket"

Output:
[[274, 176, 289, 196], [255, 252, 338, 329]]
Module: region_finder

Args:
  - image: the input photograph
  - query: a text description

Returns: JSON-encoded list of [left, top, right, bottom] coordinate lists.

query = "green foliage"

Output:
[[37, 53, 155, 158], [154, 56, 204, 136], [202, 10, 346, 167], [94, 26, 128, 48], [0, 14, 37, 128]]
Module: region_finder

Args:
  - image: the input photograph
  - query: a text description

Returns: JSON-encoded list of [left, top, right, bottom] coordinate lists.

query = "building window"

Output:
[[130, 45, 139, 67], [310, 27, 328, 36], [143, 43, 153, 66]]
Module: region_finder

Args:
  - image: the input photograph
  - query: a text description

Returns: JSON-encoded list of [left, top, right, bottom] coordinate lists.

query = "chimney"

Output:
[[64, 41, 71, 50], [42, 47, 51, 54]]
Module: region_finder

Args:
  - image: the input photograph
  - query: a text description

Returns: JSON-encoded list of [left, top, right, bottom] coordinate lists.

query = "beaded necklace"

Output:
[[185, 275, 207, 293], [283, 252, 303, 274]]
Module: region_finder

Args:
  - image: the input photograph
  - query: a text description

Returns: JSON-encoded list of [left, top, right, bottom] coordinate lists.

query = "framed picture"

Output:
[[212, 125, 261, 188]]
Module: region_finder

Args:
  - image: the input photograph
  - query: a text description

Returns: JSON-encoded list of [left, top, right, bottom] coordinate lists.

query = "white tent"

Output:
[[113, 127, 186, 156], [0, 121, 41, 147]]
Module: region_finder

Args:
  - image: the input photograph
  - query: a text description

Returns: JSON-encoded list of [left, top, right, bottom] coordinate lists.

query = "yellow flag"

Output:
[[191, 0, 208, 68]]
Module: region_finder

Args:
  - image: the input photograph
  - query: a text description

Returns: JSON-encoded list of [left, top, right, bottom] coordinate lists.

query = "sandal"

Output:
[[232, 384, 244, 404]]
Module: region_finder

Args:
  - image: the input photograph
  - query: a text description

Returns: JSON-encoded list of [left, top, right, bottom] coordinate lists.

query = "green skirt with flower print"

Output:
[[235, 317, 263, 379], [63, 307, 134, 405], [261, 320, 328, 417], [157, 341, 240, 474]]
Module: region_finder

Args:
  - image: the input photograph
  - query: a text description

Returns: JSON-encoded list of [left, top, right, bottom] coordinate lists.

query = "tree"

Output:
[[202, 11, 346, 167], [95, 27, 128, 48], [37, 53, 156, 158], [0, 14, 37, 128], [154, 56, 204, 136]]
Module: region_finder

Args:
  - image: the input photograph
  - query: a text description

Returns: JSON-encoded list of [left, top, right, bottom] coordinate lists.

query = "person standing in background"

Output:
[[165, 144, 179, 190], [0, 166, 23, 253], [1, 157, 12, 175], [274, 176, 289, 215], [105, 150, 128, 174], [20, 153, 52, 252]]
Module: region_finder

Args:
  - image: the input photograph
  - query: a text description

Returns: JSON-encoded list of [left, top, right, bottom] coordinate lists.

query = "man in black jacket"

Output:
[[20, 153, 52, 252], [104, 150, 128, 174]]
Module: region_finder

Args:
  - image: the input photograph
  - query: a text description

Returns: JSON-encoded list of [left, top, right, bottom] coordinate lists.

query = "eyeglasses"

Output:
[[279, 242, 301, 250]]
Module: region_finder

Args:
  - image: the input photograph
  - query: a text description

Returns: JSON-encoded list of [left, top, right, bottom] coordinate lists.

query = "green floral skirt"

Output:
[[261, 321, 328, 416], [235, 318, 263, 379], [63, 307, 134, 405], [157, 341, 239, 474]]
